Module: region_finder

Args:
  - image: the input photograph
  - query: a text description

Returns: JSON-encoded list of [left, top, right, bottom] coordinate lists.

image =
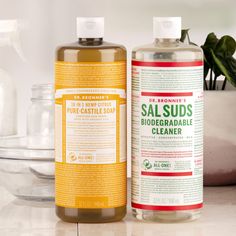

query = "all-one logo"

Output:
[[68, 152, 77, 162], [143, 159, 152, 170]]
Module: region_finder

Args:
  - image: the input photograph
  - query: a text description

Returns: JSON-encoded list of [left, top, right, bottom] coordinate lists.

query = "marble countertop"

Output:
[[0, 181, 236, 236]]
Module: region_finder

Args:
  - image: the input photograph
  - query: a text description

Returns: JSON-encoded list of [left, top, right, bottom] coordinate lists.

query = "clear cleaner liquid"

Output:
[[131, 38, 203, 222]]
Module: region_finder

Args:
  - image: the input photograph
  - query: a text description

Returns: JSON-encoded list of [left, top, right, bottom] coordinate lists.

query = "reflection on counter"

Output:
[[0, 185, 235, 236], [0, 197, 76, 236], [78, 185, 236, 236], [79, 221, 127, 236]]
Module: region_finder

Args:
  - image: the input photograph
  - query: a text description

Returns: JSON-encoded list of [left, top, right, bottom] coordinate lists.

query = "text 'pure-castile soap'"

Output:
[[131, 17, 203, 222], [55, 17, 127, 223]]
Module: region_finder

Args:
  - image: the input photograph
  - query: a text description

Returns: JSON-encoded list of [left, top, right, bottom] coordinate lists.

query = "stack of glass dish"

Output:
[[0, 136, 54, 201], [0, 84, 55, 201]]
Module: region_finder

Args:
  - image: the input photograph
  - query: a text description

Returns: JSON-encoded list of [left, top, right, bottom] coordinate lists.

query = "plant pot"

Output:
[[204, 90, 236, 186]]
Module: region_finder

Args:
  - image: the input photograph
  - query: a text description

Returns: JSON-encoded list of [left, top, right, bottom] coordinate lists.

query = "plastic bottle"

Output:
[[131, 17, 203, 222], [0, 20, 22, 136], [55, 17, 127, 223]]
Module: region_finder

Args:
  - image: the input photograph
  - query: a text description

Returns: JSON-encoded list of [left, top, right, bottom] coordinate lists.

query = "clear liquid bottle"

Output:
[[131, 17, 203, 222], [55, 17, 127, 223]]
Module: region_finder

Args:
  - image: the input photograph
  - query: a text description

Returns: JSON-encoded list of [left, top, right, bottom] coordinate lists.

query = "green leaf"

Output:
[[211, 49, 236, 87], [201, 34, 218, 62], [215, 35, 236, 57], [226, 54, 236, 76], [219, 53, 236, 87], [180, 29, 198, 46], [180, 29, 190, 43], [182, 31, 236, 90], [201, 33, 222, 77], [203, 32, 218, 49], [211, 35, 236, 87], [203, 56, 210, 79], [189, 42, 198, 46]]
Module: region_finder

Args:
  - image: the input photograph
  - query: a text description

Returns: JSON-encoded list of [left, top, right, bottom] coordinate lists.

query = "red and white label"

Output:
[[131, 61, 203, 211]]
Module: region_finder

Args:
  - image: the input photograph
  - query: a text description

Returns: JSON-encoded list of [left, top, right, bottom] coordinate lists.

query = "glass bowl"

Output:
[[0, 136, 54, 201]]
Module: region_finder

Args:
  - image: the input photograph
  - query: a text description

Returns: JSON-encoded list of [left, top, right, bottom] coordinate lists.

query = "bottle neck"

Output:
[[154, 38, 180, 46], [31, 84, 54, 101], [78, 38, 103, 46]]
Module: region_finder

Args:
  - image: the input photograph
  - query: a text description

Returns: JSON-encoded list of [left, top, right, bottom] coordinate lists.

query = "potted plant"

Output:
[[181, 31, 236, 186]]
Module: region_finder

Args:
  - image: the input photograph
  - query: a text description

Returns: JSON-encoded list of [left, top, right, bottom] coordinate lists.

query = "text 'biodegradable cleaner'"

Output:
[[55, 17, 127, 223], [131, 17, 203, 222]]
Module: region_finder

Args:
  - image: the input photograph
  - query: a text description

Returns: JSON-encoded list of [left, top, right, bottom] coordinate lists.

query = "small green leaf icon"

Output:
[[143, 159, 152, 170]]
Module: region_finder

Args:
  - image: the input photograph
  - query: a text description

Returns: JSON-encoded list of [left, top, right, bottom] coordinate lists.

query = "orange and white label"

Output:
[[55, 61, 127, 209]]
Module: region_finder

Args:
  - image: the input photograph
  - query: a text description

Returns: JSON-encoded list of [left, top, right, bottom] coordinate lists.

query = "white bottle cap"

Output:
[[153, 17, 181, 39], [76, 17, 104, 38]]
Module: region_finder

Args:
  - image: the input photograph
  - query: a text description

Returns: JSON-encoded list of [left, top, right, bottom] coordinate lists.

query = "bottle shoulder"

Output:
[[56, 41, 126, 62], [132, 42, 203, 62], [133, 41, 202, 53], [56, 41, 126, 52]]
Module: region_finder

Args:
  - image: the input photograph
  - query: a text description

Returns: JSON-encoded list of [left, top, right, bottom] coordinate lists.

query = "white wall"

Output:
[[0, 0, 235, 176]]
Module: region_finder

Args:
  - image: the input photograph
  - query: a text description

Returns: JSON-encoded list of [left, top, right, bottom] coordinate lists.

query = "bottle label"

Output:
[[55, 61, 127, 209], [131, 61, 203, 211]]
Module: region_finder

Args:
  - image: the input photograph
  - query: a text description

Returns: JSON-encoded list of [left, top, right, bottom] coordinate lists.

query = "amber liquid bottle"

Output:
[[55, 17, 127, 223]]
